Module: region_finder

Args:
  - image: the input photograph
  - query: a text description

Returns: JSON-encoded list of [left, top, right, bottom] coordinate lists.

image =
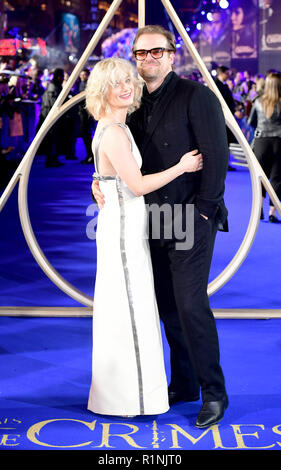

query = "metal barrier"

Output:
[[229, 143, 248, 168]]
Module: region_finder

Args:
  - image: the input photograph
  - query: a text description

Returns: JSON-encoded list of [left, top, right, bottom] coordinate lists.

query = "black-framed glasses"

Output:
[[133, 47, 174, 61]]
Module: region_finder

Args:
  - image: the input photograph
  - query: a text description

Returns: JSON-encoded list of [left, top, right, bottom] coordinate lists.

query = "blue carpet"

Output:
[[0, 139, 281, 453], [0, 140, 280, 308], [0, 316, 281, 451]]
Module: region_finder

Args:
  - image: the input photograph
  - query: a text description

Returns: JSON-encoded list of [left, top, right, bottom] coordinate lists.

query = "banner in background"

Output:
[[200, 10, 231, 67], [260, 0, 281, 51], [230, 0, 258, 60], [61, 12, 80, 54]]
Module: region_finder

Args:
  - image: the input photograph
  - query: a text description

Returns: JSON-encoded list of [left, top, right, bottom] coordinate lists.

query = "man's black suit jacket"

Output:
[[214, 78, 235, 114], [127, 72, 229, 233]]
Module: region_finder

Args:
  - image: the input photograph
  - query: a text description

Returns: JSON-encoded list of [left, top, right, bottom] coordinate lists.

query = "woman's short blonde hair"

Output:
[[85, 58, 143, 120]]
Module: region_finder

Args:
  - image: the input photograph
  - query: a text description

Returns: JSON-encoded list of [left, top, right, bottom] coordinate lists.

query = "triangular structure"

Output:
[[0, 0, 280, 313]]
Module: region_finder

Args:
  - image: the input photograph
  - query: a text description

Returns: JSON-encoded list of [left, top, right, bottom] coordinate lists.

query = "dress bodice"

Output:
[[92, 122, 142, 175], [91, 122, 142, 203]]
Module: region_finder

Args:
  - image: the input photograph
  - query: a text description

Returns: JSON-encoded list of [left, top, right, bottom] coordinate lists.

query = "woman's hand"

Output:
[[179, 149, 203, 173], [91, 180, 105, 209]]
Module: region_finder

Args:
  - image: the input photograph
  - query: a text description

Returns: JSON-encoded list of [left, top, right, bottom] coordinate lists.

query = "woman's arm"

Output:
[[96, 125, 202, 198]]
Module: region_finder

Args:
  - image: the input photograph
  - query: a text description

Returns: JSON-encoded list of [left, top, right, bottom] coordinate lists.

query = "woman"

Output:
[[248, 72, 281, 222], [85, 58, 203, 417]]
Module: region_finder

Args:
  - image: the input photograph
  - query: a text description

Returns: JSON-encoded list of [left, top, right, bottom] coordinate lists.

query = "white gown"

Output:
[[88, 123, 169, 416]]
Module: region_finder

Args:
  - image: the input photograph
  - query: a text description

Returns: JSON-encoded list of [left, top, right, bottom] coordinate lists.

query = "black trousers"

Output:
[[79, 110, 93, 159], [253, 136, 281, 205], [149, 207, 226, 402], [44, 124, 60, 165]]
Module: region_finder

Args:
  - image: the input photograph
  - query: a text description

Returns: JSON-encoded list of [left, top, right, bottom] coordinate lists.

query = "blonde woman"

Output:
[[85, 58, 203, 417], [248, 72, 281, 222]]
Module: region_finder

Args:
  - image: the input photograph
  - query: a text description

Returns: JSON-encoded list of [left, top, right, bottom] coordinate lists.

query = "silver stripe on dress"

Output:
[[92, 172, 116, 181], [116, 175, 145, 415]]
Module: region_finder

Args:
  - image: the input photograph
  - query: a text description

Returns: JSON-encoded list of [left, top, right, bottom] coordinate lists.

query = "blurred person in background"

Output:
[[79, 68, 96, 164], [37, 68, 65, 167], [248, 72, 281, 222]]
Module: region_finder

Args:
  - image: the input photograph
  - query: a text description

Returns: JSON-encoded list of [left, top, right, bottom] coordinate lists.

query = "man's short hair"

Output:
[[216, 66, 229, 75], [53, 68, 64, 80], [133, 25, 176, 52]]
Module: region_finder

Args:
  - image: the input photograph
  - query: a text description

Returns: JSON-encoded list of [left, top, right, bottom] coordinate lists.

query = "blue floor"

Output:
[[0, 316, 281, 451], [0, 139, 281, 451], [0, 142, 280, 309]]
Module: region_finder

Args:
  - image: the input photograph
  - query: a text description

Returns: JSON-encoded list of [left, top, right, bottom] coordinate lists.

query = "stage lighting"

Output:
[[219, 0, 229, 8]]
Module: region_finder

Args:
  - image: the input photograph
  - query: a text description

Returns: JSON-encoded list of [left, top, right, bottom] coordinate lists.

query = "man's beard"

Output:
[[138, 63, 160, 82]]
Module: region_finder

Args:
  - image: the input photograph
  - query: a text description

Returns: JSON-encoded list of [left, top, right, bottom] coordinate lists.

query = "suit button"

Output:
[[163, 142, 169, 146]]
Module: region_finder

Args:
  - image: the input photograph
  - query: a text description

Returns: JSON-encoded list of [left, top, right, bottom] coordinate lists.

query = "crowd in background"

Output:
[[0, 55, 279, 188], [186, 65, 275, 145], [0, 56, 96, 187]]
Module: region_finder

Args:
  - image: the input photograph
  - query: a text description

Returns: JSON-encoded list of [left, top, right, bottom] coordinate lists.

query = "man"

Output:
[[79, 68, 95, 164], [93, 25, 229, 428], [215, 66, 235, 115], [214, 65, 237, 165], [37, 68, 65, 167]]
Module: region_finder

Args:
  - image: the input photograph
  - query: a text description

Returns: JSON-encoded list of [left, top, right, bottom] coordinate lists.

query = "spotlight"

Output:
[[69, 55, 78, 64], [219, 0, 229, 8], [207, 12, 213, 21], [196, 23, 202, 30]]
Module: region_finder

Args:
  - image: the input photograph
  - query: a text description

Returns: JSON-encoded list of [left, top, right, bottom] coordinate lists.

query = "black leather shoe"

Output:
[[168, 390, 200, 405], [195, 396, 228, 428], [269, 214, 279, 223]]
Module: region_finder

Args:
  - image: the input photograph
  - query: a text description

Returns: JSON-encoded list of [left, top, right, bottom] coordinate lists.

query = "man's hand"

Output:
[[91, 180, 105, 209]]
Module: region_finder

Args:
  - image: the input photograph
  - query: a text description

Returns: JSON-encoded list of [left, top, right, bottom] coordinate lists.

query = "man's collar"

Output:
[[143, 71, 175, 101]]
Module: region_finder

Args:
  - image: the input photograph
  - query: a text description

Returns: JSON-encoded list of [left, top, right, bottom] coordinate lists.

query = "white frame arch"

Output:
[[0, 0, 280, 313]]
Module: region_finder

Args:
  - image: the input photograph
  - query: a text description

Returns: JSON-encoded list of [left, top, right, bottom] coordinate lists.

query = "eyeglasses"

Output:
[[133, 47, 174, 61]]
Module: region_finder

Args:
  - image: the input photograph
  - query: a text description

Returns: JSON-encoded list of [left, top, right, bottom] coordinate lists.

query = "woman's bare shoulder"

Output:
[[101, 124, 130, 149]]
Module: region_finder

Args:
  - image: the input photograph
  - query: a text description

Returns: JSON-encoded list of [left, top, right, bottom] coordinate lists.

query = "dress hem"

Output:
[[87, 405, 170, 416]]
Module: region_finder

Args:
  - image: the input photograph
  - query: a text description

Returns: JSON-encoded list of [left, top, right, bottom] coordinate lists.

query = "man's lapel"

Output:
[[141, 73, 180, 155]]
